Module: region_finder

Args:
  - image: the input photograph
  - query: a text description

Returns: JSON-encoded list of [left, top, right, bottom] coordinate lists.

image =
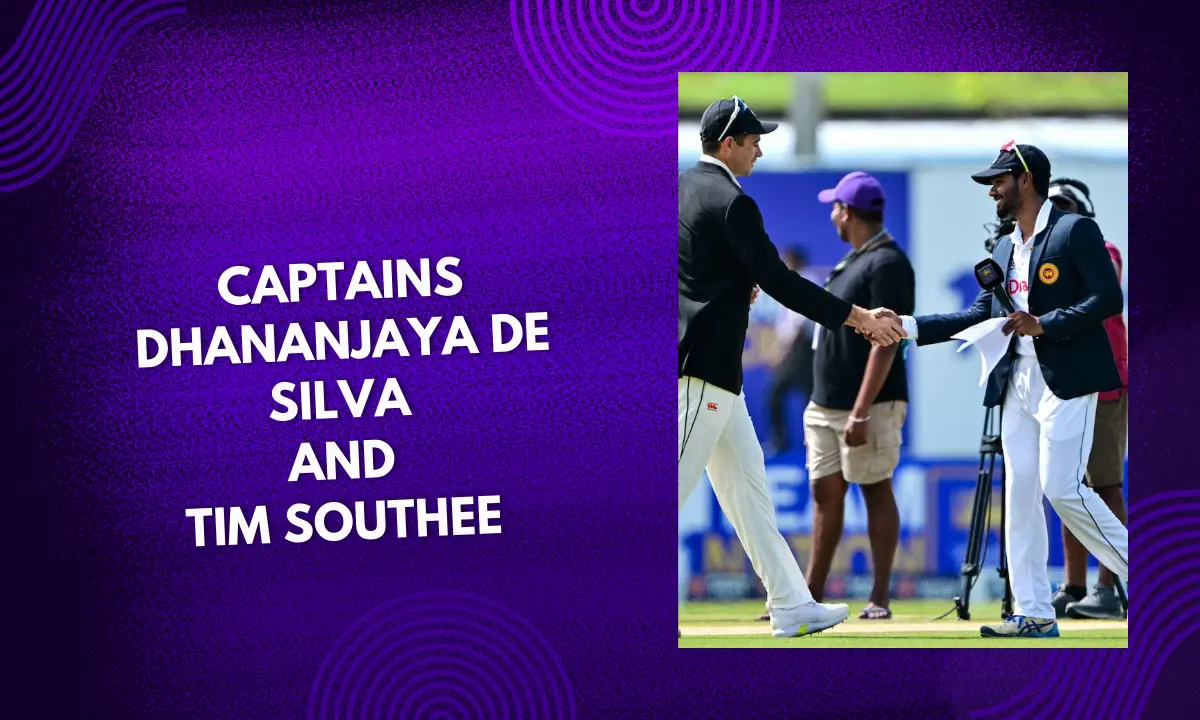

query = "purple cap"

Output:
[[817, 171, 886, 211]]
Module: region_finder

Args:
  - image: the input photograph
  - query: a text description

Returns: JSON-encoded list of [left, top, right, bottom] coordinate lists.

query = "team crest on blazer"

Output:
[[1038, 262, 1060, 285]]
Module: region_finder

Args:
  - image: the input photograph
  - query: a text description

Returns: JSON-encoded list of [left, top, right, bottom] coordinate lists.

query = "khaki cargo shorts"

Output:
[[1085, 393, 1127, 488], [803, 400, 908, 485]]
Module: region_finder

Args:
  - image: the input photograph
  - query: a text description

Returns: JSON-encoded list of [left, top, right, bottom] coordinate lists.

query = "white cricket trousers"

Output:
[[678, 376, 814, 611], [1001, 356, 1130, 619]]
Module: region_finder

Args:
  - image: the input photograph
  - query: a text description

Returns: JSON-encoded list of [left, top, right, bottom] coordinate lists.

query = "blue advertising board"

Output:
[[731, 170, 913, 454], [681, 458, 1127, 599], [738, 170, 911, 265], [933, 463, 1129, 575]]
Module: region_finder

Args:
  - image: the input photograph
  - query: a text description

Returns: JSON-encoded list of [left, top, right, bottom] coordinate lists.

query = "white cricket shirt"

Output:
[[899, 201, 1051, 356], [1007, 201, 1051, 357]]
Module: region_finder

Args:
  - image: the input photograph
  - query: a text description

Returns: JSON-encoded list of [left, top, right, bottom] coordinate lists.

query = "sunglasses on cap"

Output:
[[1001, 140, 1031, 175], [718, 96, 749, 142]]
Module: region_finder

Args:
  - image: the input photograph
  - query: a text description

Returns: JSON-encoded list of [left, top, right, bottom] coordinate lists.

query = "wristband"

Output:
[[850, 415, 870, 424]]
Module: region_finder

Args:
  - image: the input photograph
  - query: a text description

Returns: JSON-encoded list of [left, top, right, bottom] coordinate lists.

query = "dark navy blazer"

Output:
[[914, 205, 1124, 408]]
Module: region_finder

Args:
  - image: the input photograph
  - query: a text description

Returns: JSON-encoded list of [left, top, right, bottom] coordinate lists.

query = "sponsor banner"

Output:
[[682, 461, 934, 594], [680, 459, 1127, 599], [688, 572, 964, 602], [934, 463, 1129, 575], [933, 466, 1003, 576]]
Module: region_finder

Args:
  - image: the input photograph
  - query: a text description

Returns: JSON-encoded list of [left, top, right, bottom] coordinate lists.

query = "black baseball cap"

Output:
[[971, 142, 1051, 187], [699, 96, 778, 143]]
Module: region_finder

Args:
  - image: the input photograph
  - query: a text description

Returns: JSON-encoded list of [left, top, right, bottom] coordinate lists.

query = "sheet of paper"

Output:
[[952, 317, 1012, 387]]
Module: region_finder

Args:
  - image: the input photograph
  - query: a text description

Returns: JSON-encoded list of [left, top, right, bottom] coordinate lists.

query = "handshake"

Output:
[[848, 306, 907, 347], [748, 288, 908, 347]]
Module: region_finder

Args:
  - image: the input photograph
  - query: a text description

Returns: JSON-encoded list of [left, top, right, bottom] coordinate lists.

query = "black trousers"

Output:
[[768, 323, 815, 451]]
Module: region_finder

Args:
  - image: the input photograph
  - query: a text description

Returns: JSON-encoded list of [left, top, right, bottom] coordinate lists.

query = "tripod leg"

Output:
[[992, 409, 1013, 620], [955, 465, 992, 621], [999, 471, 1013, 619], [1114, 577, 1129, 617], [956, 409, 1001, 621]]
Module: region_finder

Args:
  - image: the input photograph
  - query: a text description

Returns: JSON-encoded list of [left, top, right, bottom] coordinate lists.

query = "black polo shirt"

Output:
[[811, 238, 916, 410]]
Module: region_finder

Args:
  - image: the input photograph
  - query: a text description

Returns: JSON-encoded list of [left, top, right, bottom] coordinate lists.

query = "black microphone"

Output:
[[974, 258, 1016, 314]]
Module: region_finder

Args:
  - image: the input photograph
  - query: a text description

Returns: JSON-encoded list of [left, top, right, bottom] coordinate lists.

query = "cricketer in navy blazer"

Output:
[[911, 205, 1124, 408]]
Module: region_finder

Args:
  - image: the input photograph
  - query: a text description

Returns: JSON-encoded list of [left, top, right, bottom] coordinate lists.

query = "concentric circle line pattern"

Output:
[[510, 0, 780, 137], [972, 491, 1200, 720], [1116, 546, 1200, 716], [0, 0, 187, 192], [590, 0, 737, 64], [631, 0, 661, 17], [2, 0, 109, 140], [314, 597, 572, 719], [334, 625, 544, 720], [322, 622, 544, 719], [373, 661, 501, 719], [400, 684, 476, 720], [562, 0, 765, 99], [530, 1, 711, 114], [1130, 488, 1200, 514], [309, 591, 577, 720], [1, 0, 78, 107], [570, 1, 706, 74], [615, 0, 675, 33], [542, 0, 744, 118], [313, 599, 557, 717], [4, 0, 158, 162], [591, 0, 691, 50], [320, 632, 541, 719]]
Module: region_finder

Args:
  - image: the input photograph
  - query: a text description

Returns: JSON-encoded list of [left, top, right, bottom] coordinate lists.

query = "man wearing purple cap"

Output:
[[803, 172, 915, 620]]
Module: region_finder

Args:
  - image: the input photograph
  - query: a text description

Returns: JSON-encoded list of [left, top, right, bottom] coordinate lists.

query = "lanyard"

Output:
[[823, 229, 891, 289], [812, 229, 893, 353]]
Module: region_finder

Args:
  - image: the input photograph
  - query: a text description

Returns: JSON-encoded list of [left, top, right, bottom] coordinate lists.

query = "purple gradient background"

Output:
[[0, 1, 1181, 719]]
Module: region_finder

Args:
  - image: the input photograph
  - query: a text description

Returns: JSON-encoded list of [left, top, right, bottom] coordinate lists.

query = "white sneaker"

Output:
[[771, 600, 850, 638]]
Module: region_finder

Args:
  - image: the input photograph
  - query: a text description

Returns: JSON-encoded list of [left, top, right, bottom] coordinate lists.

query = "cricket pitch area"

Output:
[[679, 599, 1128, 648]]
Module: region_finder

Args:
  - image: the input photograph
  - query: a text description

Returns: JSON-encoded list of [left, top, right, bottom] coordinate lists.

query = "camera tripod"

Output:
[[954, 406, 1012, 621], [953, 407, 1130, 621]]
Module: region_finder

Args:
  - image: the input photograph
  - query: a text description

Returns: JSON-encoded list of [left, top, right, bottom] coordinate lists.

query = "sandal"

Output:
[[858, 603, 892, 620]]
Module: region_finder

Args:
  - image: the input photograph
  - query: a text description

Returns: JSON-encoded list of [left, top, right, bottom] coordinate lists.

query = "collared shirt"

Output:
[[698, 154, 741, 188], [812, 232, 890, 351], [899, 201, 1052, 356], [1007, 200, 1052, 357], [810, 235, 915, 410]]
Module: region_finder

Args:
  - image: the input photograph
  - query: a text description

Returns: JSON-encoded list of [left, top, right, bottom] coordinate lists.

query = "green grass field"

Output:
[[679, 599, 1128, 649], [677, 72, 1129, 115]]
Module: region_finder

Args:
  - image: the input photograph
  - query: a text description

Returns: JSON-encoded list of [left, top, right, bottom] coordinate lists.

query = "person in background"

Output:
[[1046, 177, 1129, 620], [767, 246, 817, 455], [803, 172, 916, 620]]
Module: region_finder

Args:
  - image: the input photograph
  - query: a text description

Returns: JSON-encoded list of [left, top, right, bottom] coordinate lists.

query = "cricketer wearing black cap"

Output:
[[903, 142, 1123, 406], [891, 141, 1129, 638], [676, 97, 903, 641], [679, 97, 901, 396]]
